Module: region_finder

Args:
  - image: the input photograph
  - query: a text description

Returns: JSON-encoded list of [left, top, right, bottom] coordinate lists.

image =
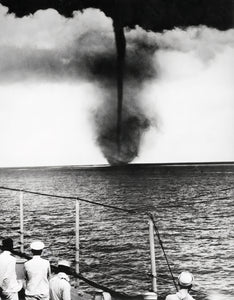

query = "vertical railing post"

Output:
[[75, 199, 79, 287], [149, 217, 157, 294], [19, 192, 24, 253]]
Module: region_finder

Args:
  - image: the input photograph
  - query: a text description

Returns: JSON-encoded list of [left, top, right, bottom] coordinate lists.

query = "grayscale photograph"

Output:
[[0, 1, 233, 300]]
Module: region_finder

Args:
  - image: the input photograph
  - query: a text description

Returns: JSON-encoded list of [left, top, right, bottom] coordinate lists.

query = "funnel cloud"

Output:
[[75, 29, 157, 164]]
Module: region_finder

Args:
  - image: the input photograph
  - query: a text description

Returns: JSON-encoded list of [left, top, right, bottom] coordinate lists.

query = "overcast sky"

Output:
[[0, 4, 234, 167]]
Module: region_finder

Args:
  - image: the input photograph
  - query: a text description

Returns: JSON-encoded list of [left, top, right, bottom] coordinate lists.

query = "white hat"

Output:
[[30, 240, 45, 251], [178, 271, 194, 286], [58, 260, 71, 268]]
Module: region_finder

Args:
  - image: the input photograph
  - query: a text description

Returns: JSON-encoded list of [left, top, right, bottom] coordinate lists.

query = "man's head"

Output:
[[2, 238, 13, 251], [58, 260, 71, 275], [178, 271, 194, 290], [30, 240, 45, 256]]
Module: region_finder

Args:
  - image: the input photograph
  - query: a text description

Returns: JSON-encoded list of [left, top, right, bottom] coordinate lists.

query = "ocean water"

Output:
[[0, 164, 233, 300]]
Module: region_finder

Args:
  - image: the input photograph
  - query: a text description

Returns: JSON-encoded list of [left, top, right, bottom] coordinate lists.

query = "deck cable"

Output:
[[0, 186, 137, 214], [147, 213, 178, 292], [0, 185, 233, 212]]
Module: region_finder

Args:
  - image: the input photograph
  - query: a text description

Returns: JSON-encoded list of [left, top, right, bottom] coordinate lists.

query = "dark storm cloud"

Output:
[[0, 0, 233, 30]]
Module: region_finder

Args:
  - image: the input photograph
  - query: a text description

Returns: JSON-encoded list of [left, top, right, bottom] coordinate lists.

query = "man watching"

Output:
[[49, 260, 71, 300], [165, 271, 195, 300], [24, 241, 51, 300], [0, 238, 22, 300]]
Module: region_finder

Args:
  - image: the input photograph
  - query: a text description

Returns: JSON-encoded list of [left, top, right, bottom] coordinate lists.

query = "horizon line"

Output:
[[0, 161, 234, 170]]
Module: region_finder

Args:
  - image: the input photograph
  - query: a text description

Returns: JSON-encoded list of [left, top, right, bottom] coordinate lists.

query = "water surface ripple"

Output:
[[0, 164, 233, 300]]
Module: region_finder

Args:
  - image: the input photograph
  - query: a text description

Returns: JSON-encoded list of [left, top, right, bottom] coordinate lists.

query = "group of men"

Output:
[[0, 238, 71, 300], [0, 237, 196, 300]]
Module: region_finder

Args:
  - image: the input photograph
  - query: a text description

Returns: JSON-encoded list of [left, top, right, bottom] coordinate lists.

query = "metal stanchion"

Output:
[[19, 192, 24, 253], [75, 199, 79, 287], [149, 216, 157, 295]]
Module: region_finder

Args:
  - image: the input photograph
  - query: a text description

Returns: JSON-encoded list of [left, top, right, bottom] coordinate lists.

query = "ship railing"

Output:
[[0, 185, 178, 300]]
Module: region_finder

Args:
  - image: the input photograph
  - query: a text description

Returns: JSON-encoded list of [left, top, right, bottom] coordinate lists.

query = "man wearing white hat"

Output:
[[24, 241, 51, 300], [165, 271, 195, 300], [49, 260, 71, 300]]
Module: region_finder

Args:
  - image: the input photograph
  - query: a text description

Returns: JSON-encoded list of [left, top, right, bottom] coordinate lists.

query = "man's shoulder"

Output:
[[165, 293, 195, 300], [0, 252, 15, 262], [165, 295, 178, 300], [50, 275, 70, 287], [60, 279, 70, 288], [24, 258, 32, 268], [49, 275, 58, 283], [39, 257, 50, 264], [25, 257, 49, 266], [58, 274, 70, 285]]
